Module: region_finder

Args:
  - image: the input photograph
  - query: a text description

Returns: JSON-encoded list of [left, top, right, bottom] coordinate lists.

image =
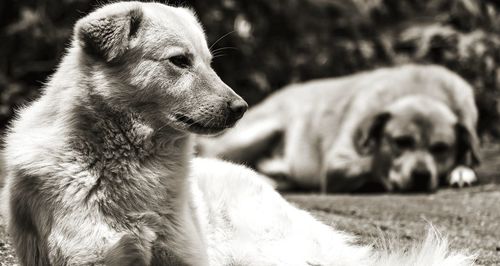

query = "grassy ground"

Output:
[[288, 184, 500, 265]]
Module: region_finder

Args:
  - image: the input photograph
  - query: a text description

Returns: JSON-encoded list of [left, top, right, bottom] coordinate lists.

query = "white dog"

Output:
[[2, 2, 474, 265]]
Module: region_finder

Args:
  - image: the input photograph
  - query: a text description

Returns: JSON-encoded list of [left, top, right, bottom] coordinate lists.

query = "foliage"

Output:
[[1, 0, 499, 136]]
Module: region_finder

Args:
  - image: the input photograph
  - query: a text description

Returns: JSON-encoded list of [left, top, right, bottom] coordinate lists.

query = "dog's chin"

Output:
[[172, 114, 235, 135], [390, 179, 437, 193]]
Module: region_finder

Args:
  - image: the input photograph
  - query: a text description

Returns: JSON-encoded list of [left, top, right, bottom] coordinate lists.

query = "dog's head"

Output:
[[355, 96, 479, 192], [74, 2, 247, 135]]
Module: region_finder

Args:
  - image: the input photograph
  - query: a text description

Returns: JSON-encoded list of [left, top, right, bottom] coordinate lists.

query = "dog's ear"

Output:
[[75, 5, 143, 62], [455, 123, 480, 167], [354, 112, 392, 155]]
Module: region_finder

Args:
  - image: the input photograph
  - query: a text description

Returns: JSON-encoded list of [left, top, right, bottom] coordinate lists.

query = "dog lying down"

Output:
[[200, 64, 480, 193], [2, 2, 474, 265]]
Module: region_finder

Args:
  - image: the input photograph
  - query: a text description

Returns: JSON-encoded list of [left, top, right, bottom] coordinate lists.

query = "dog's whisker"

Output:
[[212, 51, 223, 57], [211, 47, 239, 56], [157, 121, 173, 132], [203, 116, 217, 128], [212, 50, 227, 56], [209, 30, 235, 51], [211, 46, 239, 53], [212, 53, 227, 60]]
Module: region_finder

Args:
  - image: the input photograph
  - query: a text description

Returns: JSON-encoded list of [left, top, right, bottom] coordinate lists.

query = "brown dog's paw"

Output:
[[323, 169, 369, 193], [449, 166, 477, 188], [257, 158, 290, 179]]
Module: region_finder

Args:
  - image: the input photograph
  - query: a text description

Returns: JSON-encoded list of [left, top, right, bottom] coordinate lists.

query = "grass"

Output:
[[288, 184, 500, 265]]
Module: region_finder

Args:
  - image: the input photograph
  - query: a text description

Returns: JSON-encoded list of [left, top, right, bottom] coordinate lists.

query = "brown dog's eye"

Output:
[[393, 136, 415, 150], [169, 55, 192, 68], [430, 142, 449, 155]]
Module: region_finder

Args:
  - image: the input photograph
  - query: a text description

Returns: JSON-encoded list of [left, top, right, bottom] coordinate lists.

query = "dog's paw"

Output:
[[449, 166, 477, 188], [105, 234, 153, 266], [257, 158, 289, 179]]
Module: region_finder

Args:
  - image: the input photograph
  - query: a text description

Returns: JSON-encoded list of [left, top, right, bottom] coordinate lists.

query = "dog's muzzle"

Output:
[[226, 99, 248, 125], [410, 168, 434, 192]]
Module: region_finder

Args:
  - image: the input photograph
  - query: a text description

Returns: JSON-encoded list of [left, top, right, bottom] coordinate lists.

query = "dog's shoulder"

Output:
[[405, 64, 474, 93]]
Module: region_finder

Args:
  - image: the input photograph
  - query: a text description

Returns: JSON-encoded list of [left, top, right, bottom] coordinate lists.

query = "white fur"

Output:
[[190, 158, 475, 266], [450, 166, 477, 187]]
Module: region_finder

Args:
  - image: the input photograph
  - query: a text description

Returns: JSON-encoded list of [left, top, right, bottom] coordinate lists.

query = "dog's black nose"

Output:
[[228, 99, 248, 122], [411, 169, 432, 191]]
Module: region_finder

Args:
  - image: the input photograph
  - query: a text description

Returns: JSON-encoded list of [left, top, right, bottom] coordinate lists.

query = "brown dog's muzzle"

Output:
[[409, 167, 434, 192]]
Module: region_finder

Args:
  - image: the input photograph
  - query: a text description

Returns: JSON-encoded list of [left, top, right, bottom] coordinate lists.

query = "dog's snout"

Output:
[[228, 99, 248, 122], [410, 168, 432, 191]]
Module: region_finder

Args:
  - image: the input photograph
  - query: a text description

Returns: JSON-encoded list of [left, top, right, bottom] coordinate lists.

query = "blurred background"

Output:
[[1, 0, 499, 136]]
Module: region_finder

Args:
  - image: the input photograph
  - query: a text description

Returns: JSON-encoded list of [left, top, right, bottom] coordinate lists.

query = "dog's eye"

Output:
[[169, 55, 192, 68], [393, 136, 415, 150], [430, 142, 449, 155]]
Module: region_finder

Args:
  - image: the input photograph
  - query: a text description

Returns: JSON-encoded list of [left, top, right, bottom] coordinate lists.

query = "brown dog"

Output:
[[199, 64, 480, 193]]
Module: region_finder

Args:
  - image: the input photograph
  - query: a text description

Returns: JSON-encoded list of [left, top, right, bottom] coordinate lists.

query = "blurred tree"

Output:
[[1, 0, 499, 137]]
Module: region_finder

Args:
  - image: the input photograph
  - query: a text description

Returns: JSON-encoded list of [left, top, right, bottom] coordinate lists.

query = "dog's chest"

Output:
[[67, 133, 185, 217], [58, 106, 192, 226]]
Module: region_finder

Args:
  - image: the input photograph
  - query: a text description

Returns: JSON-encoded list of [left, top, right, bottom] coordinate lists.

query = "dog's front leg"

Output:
[[105, 211, 202, 266], [105, 233, 156, 266], [104, 212, 161, 266], [147, 209, 208, 266], [321, 154, 374, 193]]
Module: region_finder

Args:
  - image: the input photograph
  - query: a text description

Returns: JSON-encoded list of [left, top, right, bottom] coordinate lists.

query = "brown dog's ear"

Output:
[[75, 4, 143, 62], [455, 123, 480, 167], [354, 112, 392, 155]]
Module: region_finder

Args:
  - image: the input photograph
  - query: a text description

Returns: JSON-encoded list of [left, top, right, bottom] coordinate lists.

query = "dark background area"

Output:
[[1, 0, 500, 137]]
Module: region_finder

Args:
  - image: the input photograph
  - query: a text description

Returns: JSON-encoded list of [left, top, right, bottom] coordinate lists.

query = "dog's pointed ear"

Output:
[[75, 5, 143, 62], [455, 123, 480, 167], [354, 112, 391, 155]]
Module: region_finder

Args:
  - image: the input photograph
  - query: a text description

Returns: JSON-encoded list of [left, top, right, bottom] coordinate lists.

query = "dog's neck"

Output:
[[65, 77, 194, 218]]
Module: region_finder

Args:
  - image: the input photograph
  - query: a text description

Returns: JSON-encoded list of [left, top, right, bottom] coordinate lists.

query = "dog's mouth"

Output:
[[174, 114, 234, 135]]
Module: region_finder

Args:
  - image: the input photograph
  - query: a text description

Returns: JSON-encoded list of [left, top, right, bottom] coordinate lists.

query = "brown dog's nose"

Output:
[[228, 99, 248, 122], [411, 169, 432, 191]]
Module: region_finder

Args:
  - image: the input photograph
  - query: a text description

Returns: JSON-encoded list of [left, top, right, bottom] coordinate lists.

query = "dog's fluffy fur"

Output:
[[199, 65, 480, 193], [2, 2, 474, 265]]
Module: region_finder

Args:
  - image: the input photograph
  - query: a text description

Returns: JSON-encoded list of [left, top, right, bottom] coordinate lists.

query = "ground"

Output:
[[288, 184, 500, 266], [0, 184, 498, 265]]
